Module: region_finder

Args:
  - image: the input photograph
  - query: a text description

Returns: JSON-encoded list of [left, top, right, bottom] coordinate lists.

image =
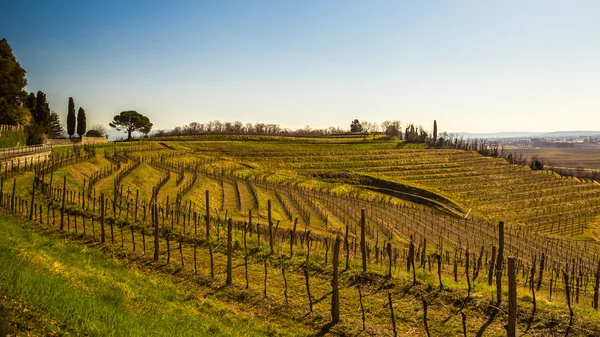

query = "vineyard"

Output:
[[2, 137, 600, 336]]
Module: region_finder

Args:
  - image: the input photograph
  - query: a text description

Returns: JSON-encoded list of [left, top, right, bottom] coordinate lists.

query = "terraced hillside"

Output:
[[2, 137, 600, 336], [185, 141, 600, 237]]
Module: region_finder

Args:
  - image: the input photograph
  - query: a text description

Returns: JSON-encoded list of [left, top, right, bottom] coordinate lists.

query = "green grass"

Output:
[[0, 130, 27, 148], [0, 213, 309, 336]]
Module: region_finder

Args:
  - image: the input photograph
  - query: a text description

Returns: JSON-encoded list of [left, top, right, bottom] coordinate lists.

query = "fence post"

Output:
[[29, 178, 35, 220], [226, 218, 233, 285], [331, 236, 341, 324], [205, 190, 210, 239], [154, 202, 159, 261], [496, 221, 505, 306], [268, 199, 274, 255], [360, 209, 367, 273], [60, 176, 66, 230], [508, 256, 517, 337], [100, 193, 106, 243], [11, 179, 16, 213]]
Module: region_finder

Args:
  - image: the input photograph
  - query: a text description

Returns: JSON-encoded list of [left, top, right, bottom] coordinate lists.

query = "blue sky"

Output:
[[2, 0, 599, 135]]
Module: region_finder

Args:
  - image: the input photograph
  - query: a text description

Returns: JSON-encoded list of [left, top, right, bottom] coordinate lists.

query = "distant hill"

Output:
[[453, 131, 541, 139], [536, 131, 600, 138], [454, 131, 600, 139]]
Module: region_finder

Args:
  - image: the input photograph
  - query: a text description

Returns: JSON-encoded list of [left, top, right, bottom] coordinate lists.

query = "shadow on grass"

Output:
[[316, 322, 336, 336], [476, 309, 498, 337], [313, 291, 332, 305]]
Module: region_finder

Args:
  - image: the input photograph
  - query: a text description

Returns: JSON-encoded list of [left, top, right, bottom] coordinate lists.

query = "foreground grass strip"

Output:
[[0, 213, 306, 336]]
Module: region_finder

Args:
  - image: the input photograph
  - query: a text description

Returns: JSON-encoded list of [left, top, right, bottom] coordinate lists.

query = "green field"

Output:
[[2, 136, 600, 336], [511, 146, 600, 170]]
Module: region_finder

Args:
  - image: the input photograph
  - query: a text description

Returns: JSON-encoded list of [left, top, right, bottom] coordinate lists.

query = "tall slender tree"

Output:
[[433, 120, 438, 143], [77, 107, 86, 137], [34, 91, 50, 126], [25, 91, 51, 144], [67, 97, 76, 138], [25, 92, 36, 113]]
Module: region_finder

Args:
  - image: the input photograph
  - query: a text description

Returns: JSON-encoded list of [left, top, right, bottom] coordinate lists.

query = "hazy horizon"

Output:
[[2, 0, 599, 134]]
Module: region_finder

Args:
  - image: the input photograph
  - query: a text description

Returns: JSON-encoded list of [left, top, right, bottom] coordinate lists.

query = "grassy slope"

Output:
[[0, 213, 309, 337]]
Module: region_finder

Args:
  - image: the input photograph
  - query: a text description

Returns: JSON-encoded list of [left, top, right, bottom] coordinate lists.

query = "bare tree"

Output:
[[86, 124, 108, 137]]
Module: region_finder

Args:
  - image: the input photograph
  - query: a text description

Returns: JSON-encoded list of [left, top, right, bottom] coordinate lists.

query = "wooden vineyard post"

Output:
[[60, 176, 66, 230], [411, 238, 418, 284], [142, 227, 146, 255], [537, 252, 545, 291], [331, 236, 341, 324], [226, 218, 233, 286], [360, 209, 367, 273], [131, 225, 136, 252], [109, 198, 114, 243], [466, 248, 471, 297], [594, 260, 600, 310], [496, 221, 504, 306], [508, 256, 517, 337], [48, 171, 53, 198], [100, 193, 106, 243], [165, 232, 171, 264], [244, 220, 249, 289], [179, 239, 184, 267], [257, 223, 261, 248], [488, 245, 496, 286], [153, 202, 159, 261], [344, 224, 350, 271], [387, 242, 392, 279], [474, 245, 483, 282], [435, 252, 442, 289], [263, 258, 268, 297], [209, 241, 214, 279], [29, 178, 35, 221], [135, 189, 139, 222], [421, 238, 427, 269], [268, 199, 274, 255], [290, 218, 297, 258], [205, 190, 210, 240], [82, 180, 86, 234], [11, 179, 16, 214], [407, 236, 413, 272]]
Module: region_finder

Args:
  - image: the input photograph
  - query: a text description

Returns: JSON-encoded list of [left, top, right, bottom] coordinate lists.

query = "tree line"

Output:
[[153, 119, 443, 142]]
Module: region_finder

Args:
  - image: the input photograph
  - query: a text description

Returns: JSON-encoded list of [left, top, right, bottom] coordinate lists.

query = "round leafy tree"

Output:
[[109, 110, 152, 140]]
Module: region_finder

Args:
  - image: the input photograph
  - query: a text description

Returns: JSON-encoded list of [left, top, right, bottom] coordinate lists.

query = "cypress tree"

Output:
[[67, 97, 76, 138], [34, 91, 50, 126], [433, 120, 437, 143], [77, 107, 86, 137], [25, 92, 36, 113]]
